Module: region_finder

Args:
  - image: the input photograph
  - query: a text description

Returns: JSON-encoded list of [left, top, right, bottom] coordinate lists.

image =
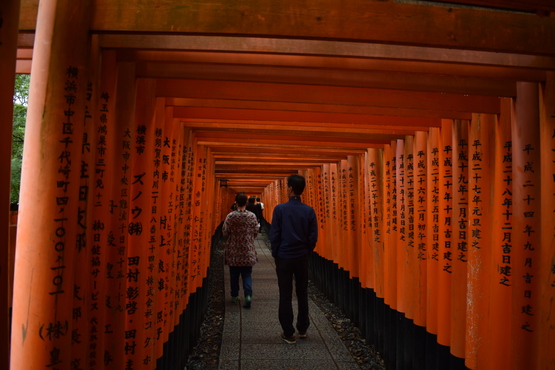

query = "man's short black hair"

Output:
[[287, 174, 306, 195], [235, 192, 248, 207]]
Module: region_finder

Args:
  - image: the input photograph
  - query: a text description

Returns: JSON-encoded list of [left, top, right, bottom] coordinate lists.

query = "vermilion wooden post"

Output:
[[413, 131, 427, 327], [361, 152, 373, 290], [191, 142, 208, 290], [157, 96, 172, 359], [367, 148, 384, 297], [126, 78, 156, 367], [486, 98, 513, 370], [102, 60, 136, 369], [450, 119, 469, 359], [403, 136, 416, 320], [348, 155, 362, 279], [511, 82, 541, 369], [0, 0, 20, 366], [318, 163, 331, 259], [538, 72, 555, 369], [437, 119, 453, 347], [395, 139, 407, 315], [182, 127, 195, 308], [465, 113, 496, 369], [329, 163, 340, 264], [72, 35, 102, 367], [10, 1, 92, 368], [383, 142, 397, 310], [338, 159, 350, 272], [426, 127, 441, 336]]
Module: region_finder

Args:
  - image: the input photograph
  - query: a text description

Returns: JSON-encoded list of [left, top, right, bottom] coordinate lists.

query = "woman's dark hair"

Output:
[[287, 174, 306, 195], [235, 192, 248, 207]]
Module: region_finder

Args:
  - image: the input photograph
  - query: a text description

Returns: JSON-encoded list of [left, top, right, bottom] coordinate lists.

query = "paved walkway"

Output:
[[219, 234, 360, 369]]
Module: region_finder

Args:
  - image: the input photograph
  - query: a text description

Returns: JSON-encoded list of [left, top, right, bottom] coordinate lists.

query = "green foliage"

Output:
[[11, 74, 30, 205]]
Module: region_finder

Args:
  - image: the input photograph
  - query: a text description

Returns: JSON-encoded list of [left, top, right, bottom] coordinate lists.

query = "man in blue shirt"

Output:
[[270, 174, 318, 344]]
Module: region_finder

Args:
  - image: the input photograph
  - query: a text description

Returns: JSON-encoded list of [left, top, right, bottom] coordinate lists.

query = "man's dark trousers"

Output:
[[275, 254, 310, 337]]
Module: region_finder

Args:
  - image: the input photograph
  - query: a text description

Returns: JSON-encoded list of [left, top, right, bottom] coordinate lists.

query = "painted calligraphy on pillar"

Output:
[[348, 166, 356, 232], [398, 153, 405, 241], [470, 139, 484, 250], [456, 138, 469, 263], [430, 147, 440, 262], [369, 160, 381, 244], [442, 142, 453, 273], [519, 140, 538, 333], [416, 149, 426, 260], [499, 141, 513, 287], [406, 152, 415, 249]]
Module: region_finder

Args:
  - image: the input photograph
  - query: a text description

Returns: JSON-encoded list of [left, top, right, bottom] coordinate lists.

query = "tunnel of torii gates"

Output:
[[1, 0, 555, 369]]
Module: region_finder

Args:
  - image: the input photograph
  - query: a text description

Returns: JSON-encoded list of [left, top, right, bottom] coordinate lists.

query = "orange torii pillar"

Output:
[[538, 72, 555, 369], [437, 120, 453, 351], [0, 0, 20, 366], [485, 98, 513, 370], [10, 1, 92, 368], [426, 127, 441, 344], [511, 82, 542, 369], [450, 119, 469, 361], [465, 113, 496, 369]]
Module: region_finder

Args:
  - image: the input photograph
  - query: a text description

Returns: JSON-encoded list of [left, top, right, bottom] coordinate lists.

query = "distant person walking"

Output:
[[270, 175, 318, 344], [223, 192, 259, 308]]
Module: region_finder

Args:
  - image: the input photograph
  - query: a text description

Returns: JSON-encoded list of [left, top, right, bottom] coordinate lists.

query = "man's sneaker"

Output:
[[298, 331, 307, 339], [243, 295, 252, 309], [281, 333, 296, 344], [231, 296, 239, 303]]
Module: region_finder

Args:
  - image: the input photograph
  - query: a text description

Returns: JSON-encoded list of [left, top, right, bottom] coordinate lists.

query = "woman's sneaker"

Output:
[[298, 331, 307, 339], [243, 295, 252, 308], [231, 296, 239, 303]]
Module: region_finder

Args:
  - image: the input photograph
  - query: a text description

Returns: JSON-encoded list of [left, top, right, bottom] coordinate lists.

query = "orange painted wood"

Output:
[[157, 79, 501, 115], [169, 96, 473, 120], [0, 0, 20, 366], [383, 142, 398, 309], [72, 35, 103, 366], [465, 113, 496, 369], [511, 82, 541, 369], [347, 155, 362, 279], [485, 98, 513, 370], [395, 139, 408, 315], [337, 159, 350, 272], [126, 77, 156, 367], [329, 163, 340, 264], [403, 136, 417, 321], [10, 1, 92, 367], [426, 127, 441, 336], [317, 163, 331, 260], [80, 0, 555, 55], [139, 61, 517, 97], [181, 127, 195, 308], [367, 148, 385, 296], [450, 119, 469, 359], [157, 96, 173, 358], [413, 131, 428, 327], [437, 119, 453, 347], [125, 49, 547, 84], [538, 71, 555, 369]]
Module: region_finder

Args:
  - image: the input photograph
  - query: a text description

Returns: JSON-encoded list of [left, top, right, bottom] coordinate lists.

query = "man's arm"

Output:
[[308, 208, 318, 251], [270, 206, 281, 258]]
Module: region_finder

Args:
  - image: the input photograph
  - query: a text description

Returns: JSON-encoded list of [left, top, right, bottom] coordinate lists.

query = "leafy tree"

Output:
[[11, 74, 30, 205]]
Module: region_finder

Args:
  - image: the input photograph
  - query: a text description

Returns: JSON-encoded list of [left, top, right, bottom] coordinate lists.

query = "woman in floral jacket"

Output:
[[222, 192, 259, 308]]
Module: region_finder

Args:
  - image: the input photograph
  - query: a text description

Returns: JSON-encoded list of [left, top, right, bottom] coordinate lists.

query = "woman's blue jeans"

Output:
[[229, 266, 253, 297]]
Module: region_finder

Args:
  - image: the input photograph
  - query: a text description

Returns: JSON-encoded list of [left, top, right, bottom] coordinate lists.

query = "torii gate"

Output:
[[1, 0, 555, 369]]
